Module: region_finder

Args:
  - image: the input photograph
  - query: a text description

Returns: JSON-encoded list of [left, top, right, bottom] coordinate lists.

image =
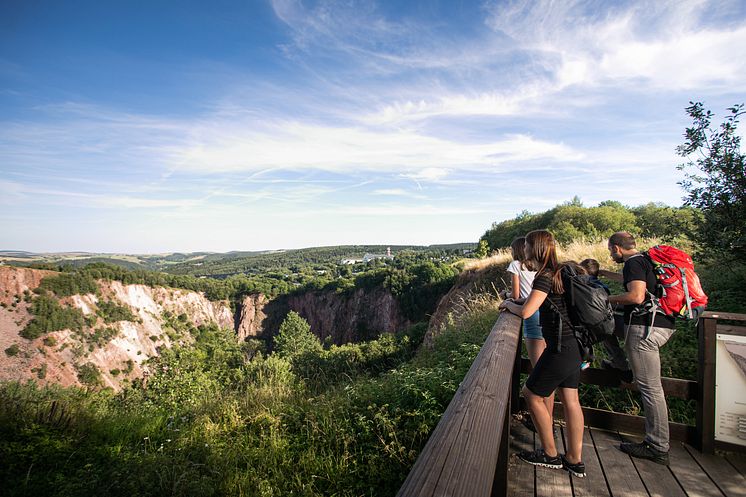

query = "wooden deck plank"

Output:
[[568, 427, 611, 497], [535, 422, 573, 497], [668, 441, 724, 497], [591, 429, 649, 497], [685, 444, 746, 497], [726, 453, 746, 477], [630, 446, 686, 497], [507, 418, 535, 497]]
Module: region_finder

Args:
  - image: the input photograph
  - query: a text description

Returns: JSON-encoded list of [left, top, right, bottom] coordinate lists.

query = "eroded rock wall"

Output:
[[0, 267, 234, 390]]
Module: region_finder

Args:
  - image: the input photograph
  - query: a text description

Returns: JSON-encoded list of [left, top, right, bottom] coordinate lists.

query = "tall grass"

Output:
[[0, 302, 499, 497]]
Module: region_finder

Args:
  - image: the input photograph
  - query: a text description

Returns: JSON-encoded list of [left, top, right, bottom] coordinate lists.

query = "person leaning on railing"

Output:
[[499, 229, 587, 478]]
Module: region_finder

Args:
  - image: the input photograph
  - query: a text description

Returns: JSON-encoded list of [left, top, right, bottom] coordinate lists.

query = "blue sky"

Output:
[[1, 0, 745, 253]]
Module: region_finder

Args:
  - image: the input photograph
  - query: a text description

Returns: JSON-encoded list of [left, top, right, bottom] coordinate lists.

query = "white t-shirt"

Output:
[[506, 260, 536, 299]]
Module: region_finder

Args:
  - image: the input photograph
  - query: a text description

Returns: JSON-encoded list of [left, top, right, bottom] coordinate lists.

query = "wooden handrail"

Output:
[[396, 312, 522, 497], [701, 310, 746, 322]]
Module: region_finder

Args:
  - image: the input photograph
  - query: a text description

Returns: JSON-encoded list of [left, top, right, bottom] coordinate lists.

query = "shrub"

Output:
[[4, 344, 20, 357], [96, 300, 136, 323], [76, 362, 102, 387], [32, 363, 47, 379], [20, 295, 87, 340]]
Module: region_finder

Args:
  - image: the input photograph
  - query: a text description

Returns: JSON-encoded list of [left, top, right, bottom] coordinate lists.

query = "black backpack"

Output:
[[547, 265, 615, 361]]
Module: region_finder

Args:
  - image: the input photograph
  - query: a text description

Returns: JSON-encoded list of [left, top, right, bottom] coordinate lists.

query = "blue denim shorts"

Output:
[[523, 311, 543, 340]]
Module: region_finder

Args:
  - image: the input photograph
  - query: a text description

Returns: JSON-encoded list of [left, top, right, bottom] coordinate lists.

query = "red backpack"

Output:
[[644, 245, 708, 320]]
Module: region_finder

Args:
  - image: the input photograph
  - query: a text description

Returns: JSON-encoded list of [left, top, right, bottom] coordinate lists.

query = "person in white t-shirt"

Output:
[[506, 236, 545, 365], [505, 236, 556, 432]]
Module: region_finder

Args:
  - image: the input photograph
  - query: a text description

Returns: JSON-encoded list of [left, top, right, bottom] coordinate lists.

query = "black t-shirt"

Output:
[[532, 271, 575, 342], [623, 254, 676, 329]]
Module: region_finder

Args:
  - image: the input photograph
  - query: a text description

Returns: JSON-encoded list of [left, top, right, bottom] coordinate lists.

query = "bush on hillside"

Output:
[[39, 272, 99, 297], [481, 199, 699, 250], [20, 295, 87, 340], [75, 362, 102, 387], [96, 300, 136, 323]]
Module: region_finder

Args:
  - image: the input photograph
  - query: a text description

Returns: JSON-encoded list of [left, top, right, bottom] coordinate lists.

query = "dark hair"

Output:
[[580, 258, 600, 277], [525, 230, 563, 292], [510, 237, 527, 264], [526, 230, 587, 293], [608, 231, 636, 250]]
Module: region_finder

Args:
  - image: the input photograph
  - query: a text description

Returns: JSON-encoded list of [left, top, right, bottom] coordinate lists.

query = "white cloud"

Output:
[[486, 0, 746, 91], [171, 120, 585, 174]]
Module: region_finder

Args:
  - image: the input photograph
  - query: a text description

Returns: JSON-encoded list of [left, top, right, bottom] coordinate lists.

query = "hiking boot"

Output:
[[517, 449, 562, 469], [619, 441, 670, 465], [601, 359, 634, 384], [521, 415, 558, 437], [561, 454, 586, 478]]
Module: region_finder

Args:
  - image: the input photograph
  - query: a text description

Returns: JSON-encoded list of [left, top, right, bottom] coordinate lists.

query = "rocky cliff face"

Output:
[[236, 287, 410, 345], [235, 293, 268, 341], [423, 257, 508, 348], [0, 267, 233, 390], [0, 266, 412, 389]]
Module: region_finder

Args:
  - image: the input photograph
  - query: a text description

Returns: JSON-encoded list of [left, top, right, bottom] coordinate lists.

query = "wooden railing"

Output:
[[397, 309, 746, 496], [395, 312, 522, 497]]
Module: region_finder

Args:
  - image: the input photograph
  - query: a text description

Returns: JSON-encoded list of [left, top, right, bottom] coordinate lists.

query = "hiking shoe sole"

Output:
[[517, 449, 563, 469], [561, 454, 586, 478]]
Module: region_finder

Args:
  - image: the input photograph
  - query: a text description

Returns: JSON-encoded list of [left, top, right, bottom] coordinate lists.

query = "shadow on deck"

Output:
[[508, 418, 746, 497]]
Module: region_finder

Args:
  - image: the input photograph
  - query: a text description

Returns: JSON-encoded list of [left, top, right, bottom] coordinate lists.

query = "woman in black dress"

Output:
[[499, 229, 586, 477]]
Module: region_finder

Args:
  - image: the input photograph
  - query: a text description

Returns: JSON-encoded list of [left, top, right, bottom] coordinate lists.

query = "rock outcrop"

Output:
[[0, 266, 414, 389], [235, 287, 410, 345], [0, 267, 233, 391], [423, 256, 509, 348], [235, 293, 268, 341]]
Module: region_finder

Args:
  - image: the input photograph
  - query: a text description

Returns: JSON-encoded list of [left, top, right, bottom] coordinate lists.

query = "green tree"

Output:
[[274, 311, 321, 359], [677, 102, 746, 262], [474, 240, 489, 258]]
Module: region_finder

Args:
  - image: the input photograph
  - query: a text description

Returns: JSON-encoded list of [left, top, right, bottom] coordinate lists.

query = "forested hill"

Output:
[[0, 243, 475, 276], [481, 199, 700, 250]]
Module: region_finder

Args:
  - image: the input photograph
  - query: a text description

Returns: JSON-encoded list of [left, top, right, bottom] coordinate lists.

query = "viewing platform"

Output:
[[396, 310, 746, 497], [508, 421, 746, 497]]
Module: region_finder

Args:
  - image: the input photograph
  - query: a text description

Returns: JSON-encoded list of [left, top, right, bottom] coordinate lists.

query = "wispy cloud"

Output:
[[485, 0, 746, 91], [1, 0, 743, 251]]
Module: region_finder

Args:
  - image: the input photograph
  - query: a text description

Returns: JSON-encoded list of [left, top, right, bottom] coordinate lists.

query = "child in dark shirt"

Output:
[[580, 258, 631, 381], [580, 258, 610, 294]]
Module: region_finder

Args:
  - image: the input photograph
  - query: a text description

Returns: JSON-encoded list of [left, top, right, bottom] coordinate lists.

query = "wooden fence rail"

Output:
[[397, 308, 746, 496], [395, 312, 522, 497]]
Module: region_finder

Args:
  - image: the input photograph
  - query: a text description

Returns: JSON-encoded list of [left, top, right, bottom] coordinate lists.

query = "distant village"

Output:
[[340, 247, 395, 265]]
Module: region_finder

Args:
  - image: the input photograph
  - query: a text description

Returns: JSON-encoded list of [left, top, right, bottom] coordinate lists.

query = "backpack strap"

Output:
[[544, 296, 564, 353], [680, 268, 694, 319]]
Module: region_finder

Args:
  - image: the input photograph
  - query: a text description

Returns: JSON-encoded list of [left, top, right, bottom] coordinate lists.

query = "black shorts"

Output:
[[525, 337, 582, 397]]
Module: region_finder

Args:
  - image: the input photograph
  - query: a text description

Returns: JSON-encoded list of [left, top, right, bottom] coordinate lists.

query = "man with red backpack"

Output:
[[607, 231, 676, 465]]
